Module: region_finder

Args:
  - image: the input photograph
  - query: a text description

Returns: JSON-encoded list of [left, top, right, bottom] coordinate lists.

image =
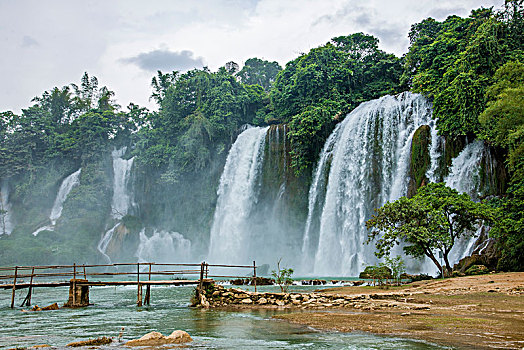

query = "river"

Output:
[[0, 284, 446, 349]]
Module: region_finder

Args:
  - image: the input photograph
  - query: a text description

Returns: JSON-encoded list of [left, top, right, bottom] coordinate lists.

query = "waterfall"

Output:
[[444, 140, 488, 264], [0, 180, 14, 236], [425, 120, 445, 183], [444, 140, 486, 200], [301, 123, 342, 267], [305, 92, 434, 276], [207, 126, 269, 264], [136, 229, 191, 263], [97, 223, 120, 263], [50, 168, 82, 225], [32, 168, 81, 236], [111, 147, 135, 219], [95, 147, 135, 262]]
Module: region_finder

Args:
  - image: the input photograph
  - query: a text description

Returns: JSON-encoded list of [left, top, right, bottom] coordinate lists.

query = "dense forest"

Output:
[[0, 1, 522, 271]]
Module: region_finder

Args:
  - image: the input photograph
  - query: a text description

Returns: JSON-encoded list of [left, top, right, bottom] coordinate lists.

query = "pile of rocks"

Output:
[[199, 283, 430, 311]]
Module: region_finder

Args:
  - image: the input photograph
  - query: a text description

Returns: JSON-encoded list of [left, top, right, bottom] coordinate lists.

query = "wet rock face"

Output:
[[407, 125, 431, 197]]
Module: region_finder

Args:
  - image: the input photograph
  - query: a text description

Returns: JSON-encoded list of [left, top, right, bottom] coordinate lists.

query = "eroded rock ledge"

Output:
[[195, 283, 431, 311]]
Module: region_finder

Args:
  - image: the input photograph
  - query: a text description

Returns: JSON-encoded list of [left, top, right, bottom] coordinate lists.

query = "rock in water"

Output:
[[125, 330, 192, 346], [167, 330, 192, 343], [41, 303, 59, 311], [66, 337, 112, 347]]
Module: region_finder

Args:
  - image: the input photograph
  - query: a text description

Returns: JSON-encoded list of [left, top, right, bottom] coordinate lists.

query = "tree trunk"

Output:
[[443, 253, 452, 277], [425, 251, 443, 275]]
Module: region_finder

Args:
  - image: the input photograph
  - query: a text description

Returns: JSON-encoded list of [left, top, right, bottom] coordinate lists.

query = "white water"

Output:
[[444, 140, 488, 264], [0, 180, 14, 235], [136, 229, 191, 263], [111, 147, 135, 219], [96, 147, 136, 262], [50, 168, 81, 225], [97, 223, 120, 263], [444, 140, 486, 200], [426, 120, 445, 183], [301, 123, 342, 267], [32, 168, 81, 236], [207, 126, 269, 264], [305, 93, 434, 276]]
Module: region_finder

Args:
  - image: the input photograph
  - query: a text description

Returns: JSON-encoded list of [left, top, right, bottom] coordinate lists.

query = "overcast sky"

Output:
[[0, 0, 504, 114]]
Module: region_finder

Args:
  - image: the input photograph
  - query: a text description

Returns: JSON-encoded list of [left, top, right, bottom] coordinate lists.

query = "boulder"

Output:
[[125, 330, 192, 346], [167, 330, 192, 343], [465, 264, 489, 276], [41, 303, 59, 311]]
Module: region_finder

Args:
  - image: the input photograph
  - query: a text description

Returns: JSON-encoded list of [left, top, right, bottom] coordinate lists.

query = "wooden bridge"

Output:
[[0, 261, 258, 308]]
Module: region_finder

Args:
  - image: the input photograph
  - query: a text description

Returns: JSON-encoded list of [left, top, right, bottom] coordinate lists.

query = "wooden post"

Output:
[[21, 266, 35, 307], [205, 263, 208, 278], [83, 264, 87, 279], [253, 261, 257, 293], [137, 263, 142, 306], [10, 266, 18, 308], [199, 262, 204, 289], [144, 263, 151, 305], [73, 264, 77, 306]]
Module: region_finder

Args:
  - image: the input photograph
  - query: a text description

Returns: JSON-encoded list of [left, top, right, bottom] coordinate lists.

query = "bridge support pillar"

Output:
[[64, 279, 89, 307]]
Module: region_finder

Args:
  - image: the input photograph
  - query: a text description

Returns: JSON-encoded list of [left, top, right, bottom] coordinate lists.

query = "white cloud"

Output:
[[0, 0, 505, 113]]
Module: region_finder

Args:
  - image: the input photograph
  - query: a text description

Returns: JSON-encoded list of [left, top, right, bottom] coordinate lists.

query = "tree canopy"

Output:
[[366, 183, 494, 275]]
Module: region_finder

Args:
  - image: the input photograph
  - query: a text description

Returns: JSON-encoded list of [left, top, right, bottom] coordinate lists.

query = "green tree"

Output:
[[366, 183, 494, 276], [236, 58, 282, 91], [150, 70, 179, 105], [271, 33, 402, 173], [479, 60, 524, 271], [271, 258, 294, 292], [382, 256, 406, 286]]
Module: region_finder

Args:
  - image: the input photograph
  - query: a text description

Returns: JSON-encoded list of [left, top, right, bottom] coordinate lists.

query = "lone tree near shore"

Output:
[[366, 183, 494, 276]]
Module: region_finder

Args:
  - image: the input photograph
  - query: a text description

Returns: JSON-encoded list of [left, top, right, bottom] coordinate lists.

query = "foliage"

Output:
[[271, 258, 294, 292], [382, 256, 406, 286], [360, 265, 391, 286], [236, 58, 282, 91], [135, 67, 267, 176], [366, 183, 494, 276], [271, 33, 402, 173], [477, 60, 524, 271], [402, 3, 523, 138]]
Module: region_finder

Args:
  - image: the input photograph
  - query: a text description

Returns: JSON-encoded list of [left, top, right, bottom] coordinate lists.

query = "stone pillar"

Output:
[[63, 279, 89, 307]]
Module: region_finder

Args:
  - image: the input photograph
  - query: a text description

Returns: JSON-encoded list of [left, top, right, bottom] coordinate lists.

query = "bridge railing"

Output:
[[0, 261, 259, 308]]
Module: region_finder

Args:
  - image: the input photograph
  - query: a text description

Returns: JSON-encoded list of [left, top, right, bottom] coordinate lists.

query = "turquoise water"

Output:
[[0, 285, 446, 349]]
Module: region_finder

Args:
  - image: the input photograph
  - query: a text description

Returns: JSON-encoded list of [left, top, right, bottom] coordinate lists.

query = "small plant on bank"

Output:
[[360, 265, 391, 287], [382, 255, 406, 286], [271, 258, 294, 292]]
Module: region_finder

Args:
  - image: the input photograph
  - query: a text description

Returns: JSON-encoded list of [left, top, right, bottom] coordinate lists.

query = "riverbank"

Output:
[[204, 272, 524, 349]]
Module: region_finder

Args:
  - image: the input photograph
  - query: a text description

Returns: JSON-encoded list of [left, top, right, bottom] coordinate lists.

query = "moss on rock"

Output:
[[407, 125, 431, 197]]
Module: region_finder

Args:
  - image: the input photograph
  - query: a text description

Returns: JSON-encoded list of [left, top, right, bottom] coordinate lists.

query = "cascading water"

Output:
[[97, 223, 120, 263], [444, 140, 489, 264], [301, 123, 342, 268], [303, 92, 434, 276], [110, 147, 135, 219], [207, 126, 269, 264], [444, 140, 486, 200], [50, 168, 82, 225], [0, 180, 14, 236], [97, 147, 136, 262], [136, 229, 191, 263], [32, 168, 81, 236], [426, 120, 445, 183]]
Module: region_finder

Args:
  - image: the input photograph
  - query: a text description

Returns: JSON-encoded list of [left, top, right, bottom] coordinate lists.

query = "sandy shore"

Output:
[[274, 272, 524, 349]]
